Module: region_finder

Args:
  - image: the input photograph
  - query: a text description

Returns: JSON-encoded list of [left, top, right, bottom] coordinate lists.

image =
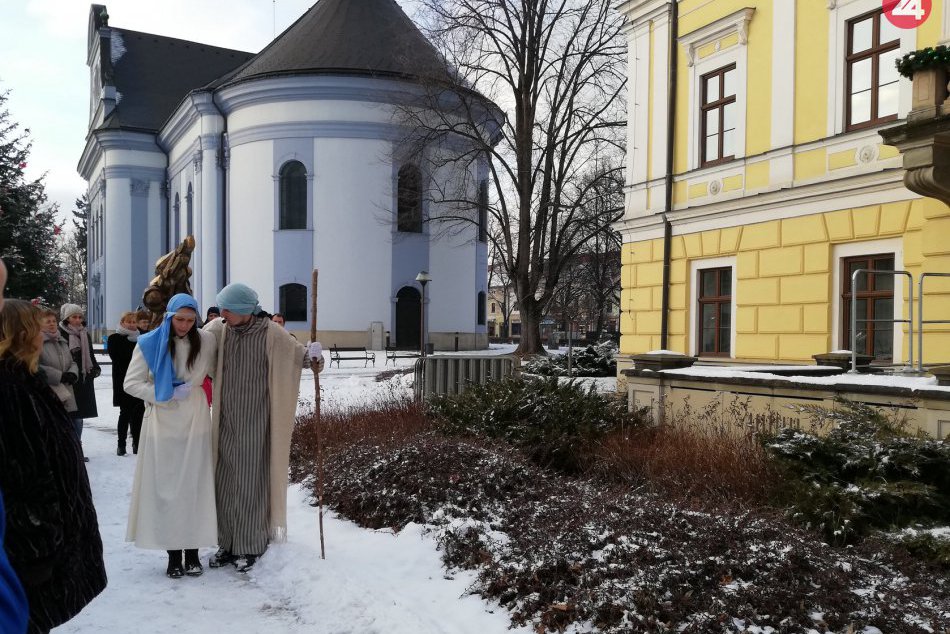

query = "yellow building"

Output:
[[617, 0, 950, 365]]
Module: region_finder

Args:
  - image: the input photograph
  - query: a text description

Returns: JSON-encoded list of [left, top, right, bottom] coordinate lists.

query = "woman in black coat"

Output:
[[107, 311, 145, 455], [0, 299, 107, 634], [58, 304, 100, 459]]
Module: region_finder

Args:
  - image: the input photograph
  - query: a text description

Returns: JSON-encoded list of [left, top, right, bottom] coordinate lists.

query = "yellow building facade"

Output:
[[617, 0, 950, 364]]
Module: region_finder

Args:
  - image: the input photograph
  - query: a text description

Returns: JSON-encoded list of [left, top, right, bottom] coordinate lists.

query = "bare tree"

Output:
[[399, 0, 626, 355]]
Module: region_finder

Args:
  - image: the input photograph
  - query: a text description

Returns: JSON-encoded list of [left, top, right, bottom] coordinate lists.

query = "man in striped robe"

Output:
[[204, 283, 323, 572]]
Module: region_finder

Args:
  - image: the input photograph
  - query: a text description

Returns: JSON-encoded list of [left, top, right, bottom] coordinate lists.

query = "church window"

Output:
[[279, 283, 307, 322], [279, 161, 308, 230], [173, 193, 181, 242], [186, 183, 194, 237], [397, 164, 422, 233], [477, 291, 486, 325], [477, 179, 488, 243]]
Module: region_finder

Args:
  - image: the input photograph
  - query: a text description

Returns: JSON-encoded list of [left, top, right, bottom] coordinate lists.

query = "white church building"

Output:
[[78, 0, 494, 350]]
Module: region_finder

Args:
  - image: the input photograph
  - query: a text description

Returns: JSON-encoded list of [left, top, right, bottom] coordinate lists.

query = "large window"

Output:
[[846, 9, 900, 131], [700, 64, 737, 167], [397, 164, 422, 233], [186, 183, 194, 237], [279, 283, 307, 322], [697, 267, 732, 356], [477, 179, 488, 243], [279, 161, 307, 230], [842, 253, 894, 360]]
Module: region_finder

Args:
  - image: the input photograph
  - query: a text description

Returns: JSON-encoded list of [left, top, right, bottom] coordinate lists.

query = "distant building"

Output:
[[79, 0, 496, 349], [617, 0, 950, 364]]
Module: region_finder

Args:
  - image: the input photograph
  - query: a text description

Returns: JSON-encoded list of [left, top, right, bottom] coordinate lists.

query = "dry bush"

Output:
[[290, 396, 429, 484]]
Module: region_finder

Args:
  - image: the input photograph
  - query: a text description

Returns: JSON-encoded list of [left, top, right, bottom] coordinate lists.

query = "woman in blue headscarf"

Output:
[[123, 294, 219, 579]]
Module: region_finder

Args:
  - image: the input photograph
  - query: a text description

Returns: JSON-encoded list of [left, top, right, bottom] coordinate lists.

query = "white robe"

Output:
[[124, 330, 218, 549]]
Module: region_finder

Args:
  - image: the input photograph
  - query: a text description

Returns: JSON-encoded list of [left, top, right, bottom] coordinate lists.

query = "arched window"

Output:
[[279, 161, 307, 230], [477, 179, 488, 243], [397, 164, 422, 233], [173, 193, 181, 242], [186, 183, 194, 237], [279, 283, 307, 322], [477, 291, 486, 325]]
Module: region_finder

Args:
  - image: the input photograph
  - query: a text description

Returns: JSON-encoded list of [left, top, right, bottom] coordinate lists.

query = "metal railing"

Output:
[[413, 354, 521, 400], [918, 272, 950, 372], [850, 269, 914, 374]]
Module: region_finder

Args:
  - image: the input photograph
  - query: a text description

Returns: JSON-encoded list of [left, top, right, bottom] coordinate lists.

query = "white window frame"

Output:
[[689, 255, 737, 357], [826, 0, 914, 137], [680, 8, 754, 172], [831, 237, 904, 361]]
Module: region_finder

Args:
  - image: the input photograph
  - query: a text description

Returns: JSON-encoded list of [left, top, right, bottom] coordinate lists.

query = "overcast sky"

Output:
[[0, 0, 421, 224]]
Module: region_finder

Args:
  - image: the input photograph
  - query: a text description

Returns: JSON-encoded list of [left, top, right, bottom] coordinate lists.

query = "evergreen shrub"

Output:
[[764, 399, 950, 543], [523, 340, 617, 377], [427, 375, 641, 474]]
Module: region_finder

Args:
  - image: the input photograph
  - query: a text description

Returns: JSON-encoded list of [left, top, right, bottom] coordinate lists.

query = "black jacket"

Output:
[[0, 358, 107, 630], [106, 333, 142, 409], [58, 326, 100, 419]]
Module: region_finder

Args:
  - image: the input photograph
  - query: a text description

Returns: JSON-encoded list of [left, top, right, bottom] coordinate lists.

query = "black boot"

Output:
[[184, 549, 203, 577], [166, 550, 184, 579], [234, 554, 258, 573], [208, 547, 237, 568]]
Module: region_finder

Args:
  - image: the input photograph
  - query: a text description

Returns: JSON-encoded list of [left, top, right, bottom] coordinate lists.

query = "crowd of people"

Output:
[[0, 256, 325, 632]]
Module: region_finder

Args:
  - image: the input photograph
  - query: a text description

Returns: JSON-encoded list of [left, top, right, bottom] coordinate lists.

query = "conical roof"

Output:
[[223, 0, 453, 85]]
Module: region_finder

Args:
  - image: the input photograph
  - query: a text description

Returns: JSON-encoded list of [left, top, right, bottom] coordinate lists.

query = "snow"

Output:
[[59, 360, 531, 634], [644, 350, 685, 355], [109, 31, 126, 64], [661, 365, 950, 393]]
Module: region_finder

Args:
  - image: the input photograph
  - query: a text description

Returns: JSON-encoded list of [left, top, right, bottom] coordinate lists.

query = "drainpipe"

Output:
[[659, 0, 678, 350]]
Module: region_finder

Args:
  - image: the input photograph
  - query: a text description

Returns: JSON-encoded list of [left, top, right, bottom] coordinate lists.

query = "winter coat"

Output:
[[124, 330, 218, 549], [39, 334, 79, 413], [0, 357, 107, 631], [58, 325, 100, 419], [107, 333, 142, 409], [0, 492, 28, 634]]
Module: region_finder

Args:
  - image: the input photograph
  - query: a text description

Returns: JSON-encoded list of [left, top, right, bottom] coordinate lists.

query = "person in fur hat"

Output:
[[58, 304, 100, 461]]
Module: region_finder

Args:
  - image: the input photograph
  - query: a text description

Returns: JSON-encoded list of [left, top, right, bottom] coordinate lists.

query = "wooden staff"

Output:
[[310, 269, 326, 559]]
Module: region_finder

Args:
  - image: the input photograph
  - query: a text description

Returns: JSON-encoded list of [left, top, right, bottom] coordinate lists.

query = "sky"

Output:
[[0, 0, 421, 224]]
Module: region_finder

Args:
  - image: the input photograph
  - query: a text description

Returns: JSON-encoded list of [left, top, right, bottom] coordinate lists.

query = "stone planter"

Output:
[[931, 365, 950, 386], [813, 351, 874, 372], [910, 67, 950, 118], [631, 352, 698, 372]]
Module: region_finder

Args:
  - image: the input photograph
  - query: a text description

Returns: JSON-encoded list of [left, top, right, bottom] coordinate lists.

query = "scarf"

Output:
[[42, 330, 61, 344], [115, 324, 139, 342], [64, 323, 93, 374], [216, 282, 261, 316], [137, 293, 199, 402]]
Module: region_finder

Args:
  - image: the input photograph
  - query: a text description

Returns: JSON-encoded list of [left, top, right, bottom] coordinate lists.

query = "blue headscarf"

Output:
[[216, 283, 261, 316], [136, 293, 200, 403]]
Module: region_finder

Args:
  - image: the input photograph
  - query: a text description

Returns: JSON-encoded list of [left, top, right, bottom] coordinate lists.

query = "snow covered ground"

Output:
[[60, 352, 536, 634]]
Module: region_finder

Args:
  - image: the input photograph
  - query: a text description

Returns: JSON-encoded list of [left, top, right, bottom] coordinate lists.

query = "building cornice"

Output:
[[214, 75, 420, 113], [678, 7, 755, 67], [157, 91, 223, 153], [77, 129, 164, 181]]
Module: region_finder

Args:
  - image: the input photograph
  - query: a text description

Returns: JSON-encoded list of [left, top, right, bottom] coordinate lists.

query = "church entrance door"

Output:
[[395, 286, 421, 350]]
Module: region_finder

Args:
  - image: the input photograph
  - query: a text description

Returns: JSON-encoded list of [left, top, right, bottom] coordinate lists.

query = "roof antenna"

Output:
[[272, 0, 276, 38]]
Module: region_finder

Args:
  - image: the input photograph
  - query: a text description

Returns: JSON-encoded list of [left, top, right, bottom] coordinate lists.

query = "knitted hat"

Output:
[[60, 303, 83, 321]]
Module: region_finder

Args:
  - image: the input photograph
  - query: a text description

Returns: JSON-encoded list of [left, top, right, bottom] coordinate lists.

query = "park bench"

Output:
[[329, 345, 376, 368], [385, 346, 422, 366]]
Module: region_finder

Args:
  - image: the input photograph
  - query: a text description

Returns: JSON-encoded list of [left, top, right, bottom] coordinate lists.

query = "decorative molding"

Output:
[[129, 179, 150, 196], [103, 166, 166, 181], [708, 179, 722, 196], [679, 8, 755, 67], [199, 133, 221, 151], [215, 75, 422, 113], [827, 0, 837, 8], [228, 120, 406, 147], [193, 150, 203, 174], [857, 145, 877, 164]]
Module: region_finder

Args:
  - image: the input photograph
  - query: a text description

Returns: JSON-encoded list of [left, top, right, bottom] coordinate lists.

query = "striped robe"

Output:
[[215, 316, 271, 555]]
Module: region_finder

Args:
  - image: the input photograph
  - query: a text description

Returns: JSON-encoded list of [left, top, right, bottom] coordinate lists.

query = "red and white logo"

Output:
[[883, 0, 933, 29]]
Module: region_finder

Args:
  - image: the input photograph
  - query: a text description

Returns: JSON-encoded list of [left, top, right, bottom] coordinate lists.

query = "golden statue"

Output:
[[142, 236, 195, 329]]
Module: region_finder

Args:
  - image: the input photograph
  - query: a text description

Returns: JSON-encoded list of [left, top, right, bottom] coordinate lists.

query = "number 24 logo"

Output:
[[884, 0, 932, 28]]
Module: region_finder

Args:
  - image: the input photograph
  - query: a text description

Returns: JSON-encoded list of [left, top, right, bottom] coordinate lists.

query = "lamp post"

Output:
[[416, 270, 432, 356]]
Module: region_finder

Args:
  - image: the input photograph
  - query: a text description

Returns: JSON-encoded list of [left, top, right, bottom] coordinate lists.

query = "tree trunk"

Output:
[[515, 299, 545, 356]]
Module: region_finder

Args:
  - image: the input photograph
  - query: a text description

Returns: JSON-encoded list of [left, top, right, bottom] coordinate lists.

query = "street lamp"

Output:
[[416, 270, 432, 356]]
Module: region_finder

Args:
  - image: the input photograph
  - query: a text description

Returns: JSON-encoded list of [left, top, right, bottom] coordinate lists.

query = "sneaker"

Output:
[[166, 563, 184, 579], [184, 562, 203, 577], [233, 555, 257, 573], [208, 548, 237, 568]]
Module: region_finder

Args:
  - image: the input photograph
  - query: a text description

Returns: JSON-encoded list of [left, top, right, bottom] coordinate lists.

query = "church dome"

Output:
[[221, 0, 453, 86]]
